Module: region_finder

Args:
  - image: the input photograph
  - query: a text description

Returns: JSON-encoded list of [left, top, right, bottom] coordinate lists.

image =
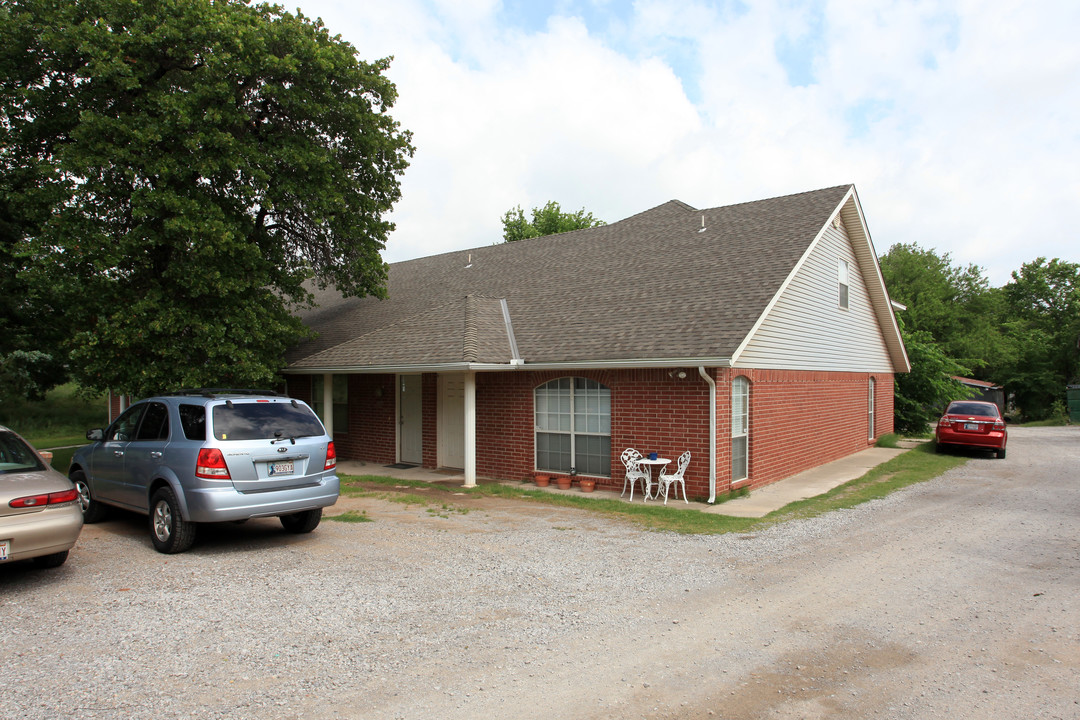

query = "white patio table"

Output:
[[636, 457, 671, 501]]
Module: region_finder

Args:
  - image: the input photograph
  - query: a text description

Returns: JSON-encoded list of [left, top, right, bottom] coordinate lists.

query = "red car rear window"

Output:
[[946, 402, 999, 417]]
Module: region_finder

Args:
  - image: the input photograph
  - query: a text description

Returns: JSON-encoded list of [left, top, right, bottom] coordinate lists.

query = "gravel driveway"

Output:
[[2, 426, 1078, 720]]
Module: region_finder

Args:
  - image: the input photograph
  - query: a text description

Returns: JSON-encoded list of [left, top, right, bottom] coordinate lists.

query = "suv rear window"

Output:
[[212, 402, 325, 441]]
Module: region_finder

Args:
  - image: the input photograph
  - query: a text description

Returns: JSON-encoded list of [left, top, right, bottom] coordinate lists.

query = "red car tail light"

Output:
[[324, 441, 337, 471], [196, 448, 231, 479], [9, 488, 79, 508]]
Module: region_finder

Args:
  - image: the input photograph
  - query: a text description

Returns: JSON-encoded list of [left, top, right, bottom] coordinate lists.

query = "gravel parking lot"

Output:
[[2, 425, 1078, 720]]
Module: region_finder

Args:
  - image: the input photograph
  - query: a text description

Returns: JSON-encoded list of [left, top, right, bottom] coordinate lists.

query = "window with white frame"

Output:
[[838, 259, 850, 309], [312, 375, 349, 433], [535, 378, 611, 477], [732, 376, 749, 482], [868, 377, 876, 440]]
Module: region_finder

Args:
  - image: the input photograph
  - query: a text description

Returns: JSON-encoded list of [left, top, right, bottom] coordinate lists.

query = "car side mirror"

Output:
[[86, 428, 104, 442]]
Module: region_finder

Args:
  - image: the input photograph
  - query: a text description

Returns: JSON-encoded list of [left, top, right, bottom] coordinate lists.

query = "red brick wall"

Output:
[[289, 374, 398, 465], [719, 369, 895, 491], [422, 373, 438, 468], [292, 369, 894, 500]]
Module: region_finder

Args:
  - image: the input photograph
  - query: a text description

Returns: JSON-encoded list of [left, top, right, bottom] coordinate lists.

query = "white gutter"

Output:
[[284, 357, 734, 375], [698, 367, 717, 503]]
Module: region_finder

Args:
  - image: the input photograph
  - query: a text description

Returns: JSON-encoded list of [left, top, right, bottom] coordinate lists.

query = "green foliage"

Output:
[[893, 324, 972, 435], [0, 383, 106, 441], [501, 201, 605, 242], [879, 243, 1003, 371], [1000, 258, 1080, 419], [874, 433, 901, 448], [0, 350, 52, 403], [0, 0, 414, 397], [880, 244, 1080, 424], [325, 510, 373, 523]]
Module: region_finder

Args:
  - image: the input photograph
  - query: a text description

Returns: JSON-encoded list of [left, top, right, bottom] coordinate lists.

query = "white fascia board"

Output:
[[283, 357, 733, 375]]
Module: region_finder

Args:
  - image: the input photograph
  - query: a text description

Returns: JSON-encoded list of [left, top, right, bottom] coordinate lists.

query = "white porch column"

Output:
[[464, 371, 477, 487], [322, 372, 334, 437]]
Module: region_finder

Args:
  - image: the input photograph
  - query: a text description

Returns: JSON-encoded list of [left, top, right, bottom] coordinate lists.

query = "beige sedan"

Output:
[[0, 426, 83, 568]]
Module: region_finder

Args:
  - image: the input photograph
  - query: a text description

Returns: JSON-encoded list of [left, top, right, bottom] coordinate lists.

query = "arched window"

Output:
[[868, 377, 876, 441], [732, 376, 750, 482], [535, 378, 611, 477]]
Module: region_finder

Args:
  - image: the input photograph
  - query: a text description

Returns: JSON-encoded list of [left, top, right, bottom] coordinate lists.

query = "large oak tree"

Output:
[[0, 0, 413, 397]]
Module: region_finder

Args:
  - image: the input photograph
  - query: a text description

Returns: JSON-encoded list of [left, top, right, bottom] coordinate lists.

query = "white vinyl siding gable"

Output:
[[734, 219, 894, 372]]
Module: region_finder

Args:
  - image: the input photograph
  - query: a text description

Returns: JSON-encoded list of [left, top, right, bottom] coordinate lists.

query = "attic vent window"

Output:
[[838, 259, 850, 309]]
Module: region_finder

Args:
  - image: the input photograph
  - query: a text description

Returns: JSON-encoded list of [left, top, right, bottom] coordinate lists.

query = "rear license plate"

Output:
[[964, 423, 978, 430], [0, 539, 9, 562], [269, 461, 294, 476]]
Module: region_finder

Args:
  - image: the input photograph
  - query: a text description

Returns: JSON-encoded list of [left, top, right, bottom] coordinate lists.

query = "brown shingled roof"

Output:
[[287, 185, 855, 370]]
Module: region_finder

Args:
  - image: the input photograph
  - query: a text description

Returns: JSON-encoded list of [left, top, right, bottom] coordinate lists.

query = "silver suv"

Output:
[[70, 390, 340, 553]]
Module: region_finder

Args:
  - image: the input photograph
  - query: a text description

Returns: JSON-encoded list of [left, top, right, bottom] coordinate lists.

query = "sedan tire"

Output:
[[149, 486, 197, 554], [31, 550, 69, 569]]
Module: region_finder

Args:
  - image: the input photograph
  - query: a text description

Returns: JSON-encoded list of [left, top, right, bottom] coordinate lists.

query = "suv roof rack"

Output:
[[160, 389, 284, 398]]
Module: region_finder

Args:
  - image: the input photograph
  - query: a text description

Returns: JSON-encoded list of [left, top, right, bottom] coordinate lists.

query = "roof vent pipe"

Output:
[[698, 215, 706, 233]]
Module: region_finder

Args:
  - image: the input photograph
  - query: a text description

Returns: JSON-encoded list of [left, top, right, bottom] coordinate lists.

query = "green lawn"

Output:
[[340, 442, 965, 535], [1, 384, 107, 472]]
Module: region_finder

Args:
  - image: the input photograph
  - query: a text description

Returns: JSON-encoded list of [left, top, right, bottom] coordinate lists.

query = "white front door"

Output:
[[398, 375, 423, 465], [439, 375, 466, 469]]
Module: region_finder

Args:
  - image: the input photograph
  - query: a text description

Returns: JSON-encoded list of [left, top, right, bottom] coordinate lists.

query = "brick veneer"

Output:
[[293, 368, 894, 501]]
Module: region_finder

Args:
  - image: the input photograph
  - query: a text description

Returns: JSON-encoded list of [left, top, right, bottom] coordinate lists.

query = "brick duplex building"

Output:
[[283, 184, 909, 502]]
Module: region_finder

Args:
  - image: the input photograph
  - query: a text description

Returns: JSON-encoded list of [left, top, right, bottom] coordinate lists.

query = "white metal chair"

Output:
[[658, 451, 690, 504], [620, 448, 650, 501]]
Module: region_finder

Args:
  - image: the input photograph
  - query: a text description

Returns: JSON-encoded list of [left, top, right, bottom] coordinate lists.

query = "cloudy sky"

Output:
[[292, 0, 1077, 287]]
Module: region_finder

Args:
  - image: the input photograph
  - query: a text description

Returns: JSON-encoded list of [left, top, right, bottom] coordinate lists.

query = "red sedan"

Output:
[[935, 401, 1008, 459]]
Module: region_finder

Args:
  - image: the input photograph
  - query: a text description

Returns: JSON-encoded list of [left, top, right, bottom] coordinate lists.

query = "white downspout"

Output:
[[464, 371, 477, 487], [698, 367, 717, 503], [322, 372, 334, 437]]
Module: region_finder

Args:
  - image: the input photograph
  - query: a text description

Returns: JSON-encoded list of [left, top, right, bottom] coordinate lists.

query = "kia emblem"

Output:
[[277, 446, 288, 453]]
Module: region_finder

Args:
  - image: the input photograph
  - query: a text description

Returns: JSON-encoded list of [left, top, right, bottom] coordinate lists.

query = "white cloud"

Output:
[[295, 0, 1080, 285]]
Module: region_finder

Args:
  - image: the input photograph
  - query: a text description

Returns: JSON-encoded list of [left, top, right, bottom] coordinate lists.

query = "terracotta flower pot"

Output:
[[534, 474, 550, 487], [556, 476, 572, 490], [579, 478, 596, 493]]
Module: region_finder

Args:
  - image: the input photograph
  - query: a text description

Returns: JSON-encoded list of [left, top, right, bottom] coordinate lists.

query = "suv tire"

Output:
[[280, 509, 322, 534], [71, 470, 108, 523], [149, 486, 197, 553]]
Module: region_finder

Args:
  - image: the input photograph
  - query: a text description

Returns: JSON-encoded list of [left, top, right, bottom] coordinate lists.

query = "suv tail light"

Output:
[[9, 488, 79, 508], [196, 448, 231, 479], [324, 441, 337, 471]]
